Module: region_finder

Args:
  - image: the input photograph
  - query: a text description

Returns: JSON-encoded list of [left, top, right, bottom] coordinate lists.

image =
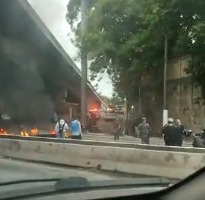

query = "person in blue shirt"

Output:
[[70, 116, 82, 139]]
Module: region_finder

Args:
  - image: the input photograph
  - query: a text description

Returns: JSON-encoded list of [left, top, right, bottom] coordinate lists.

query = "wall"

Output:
[[123, 57, 205, 134], [167, 57, 205, 132], [132, 74, 164, 135]]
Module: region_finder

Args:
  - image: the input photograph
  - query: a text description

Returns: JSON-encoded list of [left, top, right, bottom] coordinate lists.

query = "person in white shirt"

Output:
[[55, 119, 69, 138]]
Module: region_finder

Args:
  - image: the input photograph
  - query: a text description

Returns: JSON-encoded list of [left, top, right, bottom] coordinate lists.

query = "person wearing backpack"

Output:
[[55, 119, 69, 138]]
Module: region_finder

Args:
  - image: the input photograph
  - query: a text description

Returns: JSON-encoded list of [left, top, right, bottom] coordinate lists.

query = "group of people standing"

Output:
[[55, 116, 82, 139], [55, 114, 185, 146], [136, 117, 184, 146], [163, 118, 184, 146], [112, 117, 151, 143], [133, 117, 185, 146]]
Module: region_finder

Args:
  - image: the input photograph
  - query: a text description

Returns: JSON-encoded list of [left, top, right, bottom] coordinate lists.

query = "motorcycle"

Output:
[[192, 130, 205, 148], [184, 129, 193, 137]]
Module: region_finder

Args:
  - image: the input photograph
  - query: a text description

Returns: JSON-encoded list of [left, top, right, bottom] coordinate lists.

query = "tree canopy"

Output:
[[66, 0, 205, 100], [100, 93, 125, 106]]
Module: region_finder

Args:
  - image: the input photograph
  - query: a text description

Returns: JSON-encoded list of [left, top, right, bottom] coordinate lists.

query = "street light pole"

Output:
[[163, 35, 168, 126], [81, 0, 88, 125]]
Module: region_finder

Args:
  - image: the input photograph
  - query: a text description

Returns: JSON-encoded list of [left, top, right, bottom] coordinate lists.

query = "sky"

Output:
[[28, 0, 113, 97]]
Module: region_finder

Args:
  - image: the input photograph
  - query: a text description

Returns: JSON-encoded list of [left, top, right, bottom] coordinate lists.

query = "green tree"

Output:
[[67, 1, 156, 100], [99, 93, 125, 106], [66, 0, 205, 107], [148, 0, 205, 97]]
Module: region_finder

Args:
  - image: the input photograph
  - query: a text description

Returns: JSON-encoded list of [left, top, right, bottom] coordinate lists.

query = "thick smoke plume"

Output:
[[0, 34, 54, 124]]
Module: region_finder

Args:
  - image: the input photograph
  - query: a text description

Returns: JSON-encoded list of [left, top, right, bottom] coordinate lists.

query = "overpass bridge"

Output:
[[0, 0, 107, 123]]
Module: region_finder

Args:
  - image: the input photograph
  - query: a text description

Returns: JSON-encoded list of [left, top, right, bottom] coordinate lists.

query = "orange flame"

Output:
[[65, 131, 71, 138], [49, 130, 56, 135], [21, 131, 29, 137], [0, 128, 8, 135], [30, 128, 38, 136]]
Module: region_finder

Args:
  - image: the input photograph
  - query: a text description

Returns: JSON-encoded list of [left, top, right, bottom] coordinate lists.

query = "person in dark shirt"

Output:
[[113, 117, 121, 140], [175, 119, 184, 146], [163, 118, 177, 146], [137, 118, 151, 144]]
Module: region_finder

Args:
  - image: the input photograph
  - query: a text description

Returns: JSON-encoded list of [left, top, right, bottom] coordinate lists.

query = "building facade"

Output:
[[167, 57, 205, 132]]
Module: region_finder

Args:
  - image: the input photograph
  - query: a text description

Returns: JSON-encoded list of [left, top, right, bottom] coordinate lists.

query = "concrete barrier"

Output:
[[0, 138, 205, 179], [1, 135, 205, 153]]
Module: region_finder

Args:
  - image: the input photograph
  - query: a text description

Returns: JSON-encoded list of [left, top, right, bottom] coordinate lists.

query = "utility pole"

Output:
[[138, 81, 141, 115], [163, 35, 168, 126], [81, 0, 88, 125]]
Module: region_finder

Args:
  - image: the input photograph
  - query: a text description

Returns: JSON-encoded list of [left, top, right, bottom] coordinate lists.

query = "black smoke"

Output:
[[0, 34, 54, 125], [0, 0, 80, 126]]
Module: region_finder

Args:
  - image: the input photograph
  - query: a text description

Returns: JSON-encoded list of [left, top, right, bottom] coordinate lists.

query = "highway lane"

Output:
[[16, 129, 192, 147], [82, 133, 193, 147], [37, 130, 192, 147], [0, 158, 169, 200], [0, 157, 125, 183], [0, 157, 150, 199]]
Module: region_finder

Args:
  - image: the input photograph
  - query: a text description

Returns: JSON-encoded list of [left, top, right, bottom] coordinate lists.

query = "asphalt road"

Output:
[[37, 130, 192, 147], [0, 158, 169, 200], [0, 157, 124, 183], [82, 132, 193, 147]]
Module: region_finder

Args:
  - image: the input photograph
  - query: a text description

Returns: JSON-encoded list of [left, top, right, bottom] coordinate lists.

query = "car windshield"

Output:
[[0, 0, 205, 197]]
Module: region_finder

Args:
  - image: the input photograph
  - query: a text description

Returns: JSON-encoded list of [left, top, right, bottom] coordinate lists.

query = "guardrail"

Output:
[[0, 137, 204, 179]]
